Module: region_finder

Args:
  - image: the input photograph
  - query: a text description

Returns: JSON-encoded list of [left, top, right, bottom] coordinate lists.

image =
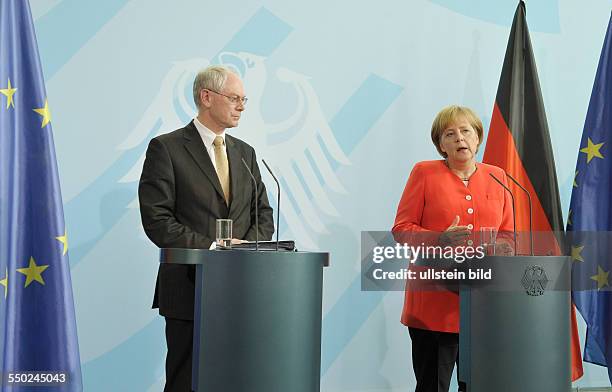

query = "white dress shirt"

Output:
[[193, 117, 227, 173]]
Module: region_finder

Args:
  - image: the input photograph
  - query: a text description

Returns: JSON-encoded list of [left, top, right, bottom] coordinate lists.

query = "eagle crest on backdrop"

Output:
[[119, 52, 350, 248]]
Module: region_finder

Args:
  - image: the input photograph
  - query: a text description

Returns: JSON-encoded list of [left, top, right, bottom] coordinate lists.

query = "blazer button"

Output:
[[466, 195, 472, 201], [467, 208, 474, 214], [467, 240, 474, 246], [467, 224, 473, 230]]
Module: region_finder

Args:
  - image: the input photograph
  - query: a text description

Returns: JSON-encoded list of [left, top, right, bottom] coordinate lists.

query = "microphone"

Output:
[[505, 173, 534, 256], [261, 159, 280, 251], [489, 173, 517, 251], [241, 158, 259, 251]]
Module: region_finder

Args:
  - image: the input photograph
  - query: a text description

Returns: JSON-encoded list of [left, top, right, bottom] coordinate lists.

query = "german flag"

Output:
[[482, 1, 584, 381]]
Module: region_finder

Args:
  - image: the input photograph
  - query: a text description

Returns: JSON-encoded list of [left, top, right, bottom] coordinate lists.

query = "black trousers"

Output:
[[408, 327, 459, 392], [164, 318, 194, 392]]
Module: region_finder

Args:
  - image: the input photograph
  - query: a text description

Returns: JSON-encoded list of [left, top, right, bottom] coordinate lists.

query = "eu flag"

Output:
[[0, 1, 82, 390], [568, 12, 612, 385]]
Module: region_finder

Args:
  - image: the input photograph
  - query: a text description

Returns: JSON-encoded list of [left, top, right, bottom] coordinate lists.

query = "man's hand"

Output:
[[439, 216, 471, 246]]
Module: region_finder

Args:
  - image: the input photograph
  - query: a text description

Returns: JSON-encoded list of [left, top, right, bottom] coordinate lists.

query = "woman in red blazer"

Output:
[[392, 106, 514, 392]]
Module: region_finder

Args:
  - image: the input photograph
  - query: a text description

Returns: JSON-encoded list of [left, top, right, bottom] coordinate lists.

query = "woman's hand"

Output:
[[494, 240, 514, 256], [439, 215, 471, 246]]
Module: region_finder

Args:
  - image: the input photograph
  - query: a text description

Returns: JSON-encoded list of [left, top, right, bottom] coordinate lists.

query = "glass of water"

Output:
[[216, 219, 232, 248], [480, 227, 498, 256]]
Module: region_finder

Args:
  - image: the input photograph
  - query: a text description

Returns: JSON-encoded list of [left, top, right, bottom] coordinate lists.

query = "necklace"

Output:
[[445, 160, 477, 181]]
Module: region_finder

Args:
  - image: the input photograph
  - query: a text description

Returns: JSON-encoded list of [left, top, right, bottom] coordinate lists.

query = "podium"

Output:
[[160, 248, 329, 392], [457, 255, 571, 392]]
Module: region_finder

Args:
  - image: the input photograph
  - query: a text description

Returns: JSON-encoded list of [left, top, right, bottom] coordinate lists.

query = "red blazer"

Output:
[[392, 160, 514, 332]]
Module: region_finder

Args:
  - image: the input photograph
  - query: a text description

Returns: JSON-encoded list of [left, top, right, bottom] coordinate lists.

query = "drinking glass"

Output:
[[480, 227, 498, 256], [216, 219, 232, 248]]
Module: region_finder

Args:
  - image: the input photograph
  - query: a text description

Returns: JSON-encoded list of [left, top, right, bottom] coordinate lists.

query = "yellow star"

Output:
[[0, 268, 7, 299], [571, 245, 584, 262], [0, 79, 17, 109], [56, 231, 68, 256], [567, 210, 572, 226], [573, 171, 579, 188], [16, 257, 49, 287], [33, 99, 51, 127], [580, 137, 605, 163], [590, 265, 610, 290]]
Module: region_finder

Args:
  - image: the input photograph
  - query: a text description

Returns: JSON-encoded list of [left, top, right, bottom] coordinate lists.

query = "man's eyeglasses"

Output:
[[206, 89, 248, 105]]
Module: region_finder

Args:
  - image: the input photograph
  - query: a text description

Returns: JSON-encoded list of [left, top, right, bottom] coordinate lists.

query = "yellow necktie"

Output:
[[213, 136, 230, 205]]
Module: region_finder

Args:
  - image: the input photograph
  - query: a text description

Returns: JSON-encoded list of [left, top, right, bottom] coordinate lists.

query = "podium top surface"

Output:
[[413, 254, 570, 267], [160, 248, 330, 267]]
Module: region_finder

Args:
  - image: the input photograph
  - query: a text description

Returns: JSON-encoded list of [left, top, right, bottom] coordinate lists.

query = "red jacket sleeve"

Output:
[[392, 164, 439, 245]]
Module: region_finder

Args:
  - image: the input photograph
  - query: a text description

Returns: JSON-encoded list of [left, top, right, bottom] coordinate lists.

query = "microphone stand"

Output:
[[505, 173, 534, 256], [262, 159, 280, 251], [242, 158, 259, 251], [489, 173, 518, 251]]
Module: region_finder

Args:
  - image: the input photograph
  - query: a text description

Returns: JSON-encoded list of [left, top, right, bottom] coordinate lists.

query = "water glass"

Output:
[[216, 219, 232, 248], [480, 227, 498, 256]]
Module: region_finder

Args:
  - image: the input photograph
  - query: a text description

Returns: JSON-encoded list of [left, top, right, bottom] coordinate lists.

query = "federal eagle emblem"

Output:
[[521, 265, 549, 296]]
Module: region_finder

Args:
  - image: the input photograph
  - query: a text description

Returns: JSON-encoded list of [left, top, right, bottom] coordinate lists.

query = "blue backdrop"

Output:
[[29, 0, 612, 390]]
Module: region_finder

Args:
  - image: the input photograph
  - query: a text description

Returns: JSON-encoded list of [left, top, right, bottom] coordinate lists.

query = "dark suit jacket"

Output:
[[138, 121, 274, 320]]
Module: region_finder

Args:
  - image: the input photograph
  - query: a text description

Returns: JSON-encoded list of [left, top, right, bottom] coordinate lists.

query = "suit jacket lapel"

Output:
[[226, 135, 244, 217], [182, 122, 226, 202]]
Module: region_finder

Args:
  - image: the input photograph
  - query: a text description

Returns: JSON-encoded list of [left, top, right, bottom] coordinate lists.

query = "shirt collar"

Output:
[[193, 117, 226, 148]]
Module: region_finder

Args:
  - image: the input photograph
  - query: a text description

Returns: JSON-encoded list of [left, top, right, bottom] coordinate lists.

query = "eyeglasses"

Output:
[[206, 89, 248, 105]]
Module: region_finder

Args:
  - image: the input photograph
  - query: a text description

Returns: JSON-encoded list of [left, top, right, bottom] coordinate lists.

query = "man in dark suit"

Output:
[[138, 65, 274, 392]]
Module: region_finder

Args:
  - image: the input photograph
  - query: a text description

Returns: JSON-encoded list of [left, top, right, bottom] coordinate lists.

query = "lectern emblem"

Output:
[[521, 265, 548, 296]]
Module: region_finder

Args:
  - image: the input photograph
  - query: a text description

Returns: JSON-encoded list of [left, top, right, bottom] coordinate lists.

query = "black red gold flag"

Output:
[[482, 0, 583, 381]]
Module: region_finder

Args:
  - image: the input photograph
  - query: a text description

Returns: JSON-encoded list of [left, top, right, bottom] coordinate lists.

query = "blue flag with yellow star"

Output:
[[0, 0, 82, 390], [568, 12, 612, 385]]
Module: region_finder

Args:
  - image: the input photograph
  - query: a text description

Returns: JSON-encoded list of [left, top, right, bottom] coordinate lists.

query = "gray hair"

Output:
[[192, 65, 236, 109]]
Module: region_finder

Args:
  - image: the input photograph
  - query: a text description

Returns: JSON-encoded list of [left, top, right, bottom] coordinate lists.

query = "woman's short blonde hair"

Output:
[[430, 105, 484, 158]]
